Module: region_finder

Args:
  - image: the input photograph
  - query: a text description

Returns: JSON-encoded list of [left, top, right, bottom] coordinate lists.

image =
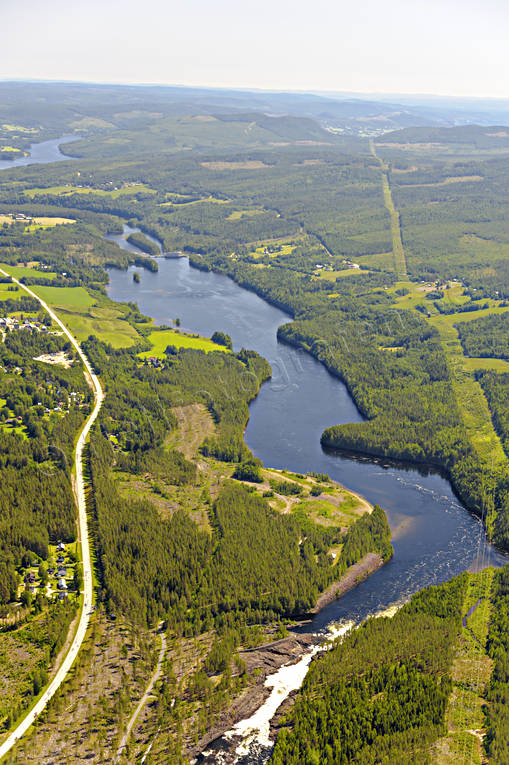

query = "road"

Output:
[[114, 623, 167, 762], [0, 270, 104, 761]]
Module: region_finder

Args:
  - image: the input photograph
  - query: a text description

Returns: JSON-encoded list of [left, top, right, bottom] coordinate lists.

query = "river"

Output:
[[104, 223, 166, 255], [106, 252, 507, 761], [0, 135, 79, 171]]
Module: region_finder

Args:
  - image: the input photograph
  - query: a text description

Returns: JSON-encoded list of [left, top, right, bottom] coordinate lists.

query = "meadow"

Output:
[[139, 328, 231, 358]]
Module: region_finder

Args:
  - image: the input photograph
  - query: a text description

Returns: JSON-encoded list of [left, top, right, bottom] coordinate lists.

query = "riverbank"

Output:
[[311, 552, 385, 614], [189, 550, 388, 762]]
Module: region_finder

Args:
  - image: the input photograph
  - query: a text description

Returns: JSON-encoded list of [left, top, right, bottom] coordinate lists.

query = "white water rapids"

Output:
[[198, 602, 404, 764]]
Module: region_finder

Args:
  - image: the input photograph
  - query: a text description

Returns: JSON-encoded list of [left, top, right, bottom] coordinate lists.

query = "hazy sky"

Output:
[[3, 0, 509, 98]]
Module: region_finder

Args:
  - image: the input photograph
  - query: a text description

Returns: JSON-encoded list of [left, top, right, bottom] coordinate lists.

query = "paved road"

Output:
[[114, 623, 167, 762], [0, 271, 104, 761]]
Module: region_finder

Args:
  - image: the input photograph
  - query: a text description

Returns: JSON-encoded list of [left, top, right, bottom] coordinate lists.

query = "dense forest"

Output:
[[270, 575, 467, 764], [457, 313, 509, 360], [84, 335, 392, 630], [485, 565, 509, 763]]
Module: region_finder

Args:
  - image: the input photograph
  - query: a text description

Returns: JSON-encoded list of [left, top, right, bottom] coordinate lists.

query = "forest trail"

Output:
[[0, 268, 103, 761], [370, 140, 408, 278], [114, 623, 167, 763]]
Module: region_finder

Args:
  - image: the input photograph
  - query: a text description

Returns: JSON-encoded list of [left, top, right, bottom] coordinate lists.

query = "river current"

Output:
[[106, 252, 507, 760], [4, 133, 503, 762], [106, 253, 507, 624]]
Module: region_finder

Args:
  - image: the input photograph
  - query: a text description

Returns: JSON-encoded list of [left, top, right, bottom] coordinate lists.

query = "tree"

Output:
[[211, 331, 233, 350]]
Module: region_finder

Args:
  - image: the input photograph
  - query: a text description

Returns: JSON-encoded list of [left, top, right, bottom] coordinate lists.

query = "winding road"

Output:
[[0, 269, 104, 761]]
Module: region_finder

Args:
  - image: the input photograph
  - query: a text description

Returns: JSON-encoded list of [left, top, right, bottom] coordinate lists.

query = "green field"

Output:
[[31, 286, 96, 309], [0, 263, 57, 281], [139, 328, 231, 358], [61, 311, 140, 348], [0, 283, 21, 301]]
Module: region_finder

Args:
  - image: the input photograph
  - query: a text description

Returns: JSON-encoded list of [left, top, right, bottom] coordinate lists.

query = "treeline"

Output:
[[84, 336, 391, 630], [457, 313, 509, 360], [478, 371, 509, 457], [485, 564, 509, 764], [126, 230, 160, 257], [271, 574, 467, 765]]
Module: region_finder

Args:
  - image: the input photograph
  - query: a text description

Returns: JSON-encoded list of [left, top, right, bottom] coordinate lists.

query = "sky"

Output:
[[3, 0, 509, 98]]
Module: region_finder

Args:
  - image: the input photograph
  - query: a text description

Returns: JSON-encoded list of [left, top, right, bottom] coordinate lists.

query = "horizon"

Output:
[[3, 0, 509, 100], [2, 77, 509, 107]]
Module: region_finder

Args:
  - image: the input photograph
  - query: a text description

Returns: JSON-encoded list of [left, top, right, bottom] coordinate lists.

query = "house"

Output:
[[57, 555, 65, 565], [57, 578, 67, 590], [57, 567, 67, 577], [58, 591, 67, 600], [57, 541, 65, 551]]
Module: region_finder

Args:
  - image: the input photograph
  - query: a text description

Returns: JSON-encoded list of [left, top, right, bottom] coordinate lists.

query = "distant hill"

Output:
[[378, 124, 509, 148]]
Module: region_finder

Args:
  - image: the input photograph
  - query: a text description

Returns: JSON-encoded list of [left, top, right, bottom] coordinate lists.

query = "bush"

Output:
[[232, 458, 263, 483]]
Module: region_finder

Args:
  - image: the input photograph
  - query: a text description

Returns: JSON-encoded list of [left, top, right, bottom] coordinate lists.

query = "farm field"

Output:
[[31, 286, 96, 309], [429, 308, 507, 466], [0, 263, 57, 281]]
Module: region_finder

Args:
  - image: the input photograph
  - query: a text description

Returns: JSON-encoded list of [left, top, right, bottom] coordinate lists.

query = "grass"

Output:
[[0, 215, 74, 229], [25, 217, 75, 230], [23, 183, 155, 199], [315, 268, 369, 280], [1, 124, 37, 133], [138, 328, 231, 358], [31, 286, 96, 310], [227, 209, 265, 221], [248, 242, 296, 259], [0, 263, 57, 281], [59, 307, 140, 349], [160, 195, 228, 207], [15, 284, 140, 348], [0, 283, 21, 301]]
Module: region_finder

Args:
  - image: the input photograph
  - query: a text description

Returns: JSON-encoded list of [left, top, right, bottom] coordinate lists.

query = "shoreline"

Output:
[[311, 552, 385, 614], [189, 549, 389, 762]]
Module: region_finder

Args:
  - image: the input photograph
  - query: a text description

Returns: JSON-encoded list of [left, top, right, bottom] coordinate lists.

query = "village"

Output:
[[19, 540, 80, 606], [0, 315, 51, 335]]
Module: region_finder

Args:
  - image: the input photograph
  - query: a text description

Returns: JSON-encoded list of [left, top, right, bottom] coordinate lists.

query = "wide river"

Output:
[[107, 253, 507, 635], [7, 135, 506, 761], [106, 240, 508, 763]]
